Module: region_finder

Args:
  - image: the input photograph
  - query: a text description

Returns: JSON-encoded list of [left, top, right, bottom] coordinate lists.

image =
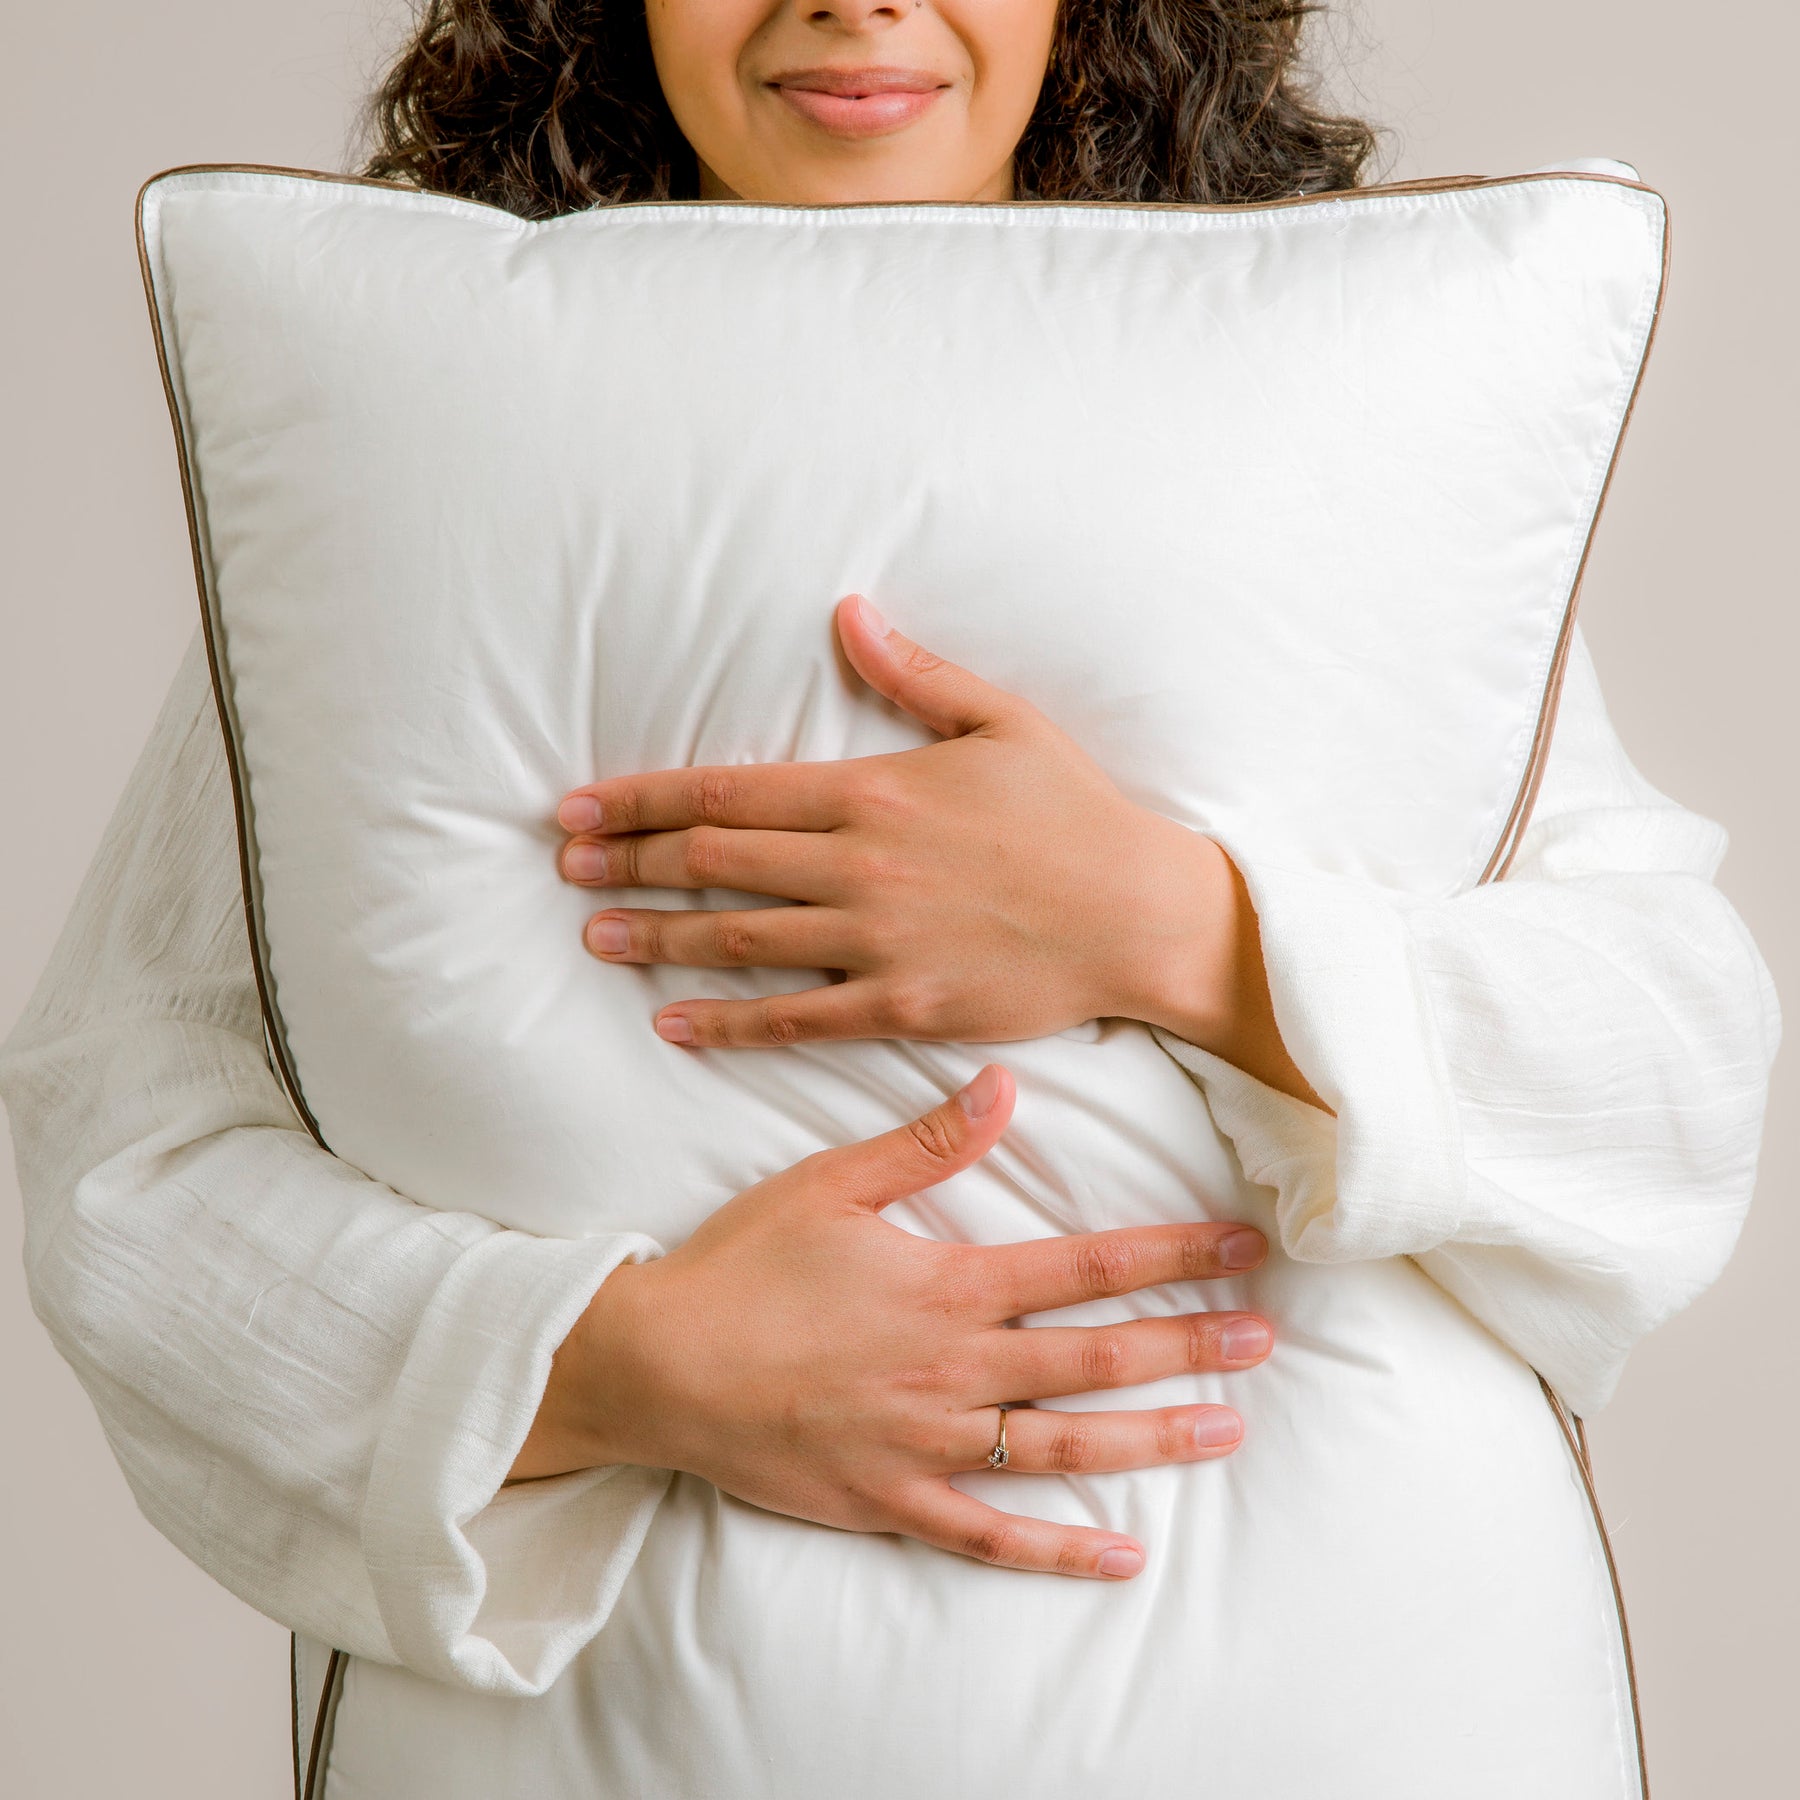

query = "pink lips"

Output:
[[769, 66, 950, 138]]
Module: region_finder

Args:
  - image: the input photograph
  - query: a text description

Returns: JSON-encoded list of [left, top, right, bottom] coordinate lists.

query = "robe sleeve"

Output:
[[1152, 622, 1782, 1417], [0, 628, 672, 1698]]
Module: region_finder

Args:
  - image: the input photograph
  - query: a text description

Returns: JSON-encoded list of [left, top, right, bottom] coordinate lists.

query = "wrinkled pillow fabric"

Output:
[[141, 165, 1661, 1798]]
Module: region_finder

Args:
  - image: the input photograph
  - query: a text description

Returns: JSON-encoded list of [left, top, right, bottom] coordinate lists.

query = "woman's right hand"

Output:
[[509, 1063, 1273, 1580]]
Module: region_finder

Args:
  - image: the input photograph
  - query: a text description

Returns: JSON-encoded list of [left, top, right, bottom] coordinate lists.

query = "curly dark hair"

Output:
[[360, 2, 1380, 219]]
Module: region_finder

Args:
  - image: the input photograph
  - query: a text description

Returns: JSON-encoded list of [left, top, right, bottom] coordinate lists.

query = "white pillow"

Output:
[[141, 165, 1662, 1796]]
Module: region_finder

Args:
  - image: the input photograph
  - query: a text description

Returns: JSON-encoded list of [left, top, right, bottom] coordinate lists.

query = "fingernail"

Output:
[[1218, 1227, 1266, 1270], [854, 594, 890, 639], [565, 843, 607, 882], [656, 1014, 695, 1044], [1192, 1409, 1243, 1449], [1219, 1318, 1272, 1360], [957, 1065, 1003, 1119], [587, 917, 630, 956], [559, 796, 603, 832], [1098, 1546, 1145, 1578]]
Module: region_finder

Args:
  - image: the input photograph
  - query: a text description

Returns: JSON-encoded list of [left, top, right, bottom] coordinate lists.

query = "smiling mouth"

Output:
[[768, 68, 951, 139]]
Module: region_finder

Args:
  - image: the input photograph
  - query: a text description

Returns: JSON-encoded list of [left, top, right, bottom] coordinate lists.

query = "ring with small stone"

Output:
[[986, 1405, 1010, 1469]]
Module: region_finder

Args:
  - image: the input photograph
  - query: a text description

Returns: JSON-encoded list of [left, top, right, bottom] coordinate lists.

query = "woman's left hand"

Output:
[[556, 596, 1322, 1104]]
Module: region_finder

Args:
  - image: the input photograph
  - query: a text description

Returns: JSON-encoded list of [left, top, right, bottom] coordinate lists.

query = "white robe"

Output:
[[0, 618, 1779, 1772]]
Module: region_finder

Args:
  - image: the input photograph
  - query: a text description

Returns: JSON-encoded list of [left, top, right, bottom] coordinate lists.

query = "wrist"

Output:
[[1106, 817, 1243, 1050], [1109, 820, 1328, 1110], [506, 1259, 664, 1482]]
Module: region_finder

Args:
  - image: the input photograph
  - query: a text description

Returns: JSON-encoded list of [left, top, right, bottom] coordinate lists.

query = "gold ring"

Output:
[[986, 1405, 1010, 1469]]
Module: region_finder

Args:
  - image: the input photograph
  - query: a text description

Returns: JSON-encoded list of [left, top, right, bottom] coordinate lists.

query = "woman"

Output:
[[2, 1, 1779, 1795]]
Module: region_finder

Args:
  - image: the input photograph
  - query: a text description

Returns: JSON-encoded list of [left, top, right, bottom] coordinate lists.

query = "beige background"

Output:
[[2, 2, 1793, 1792]]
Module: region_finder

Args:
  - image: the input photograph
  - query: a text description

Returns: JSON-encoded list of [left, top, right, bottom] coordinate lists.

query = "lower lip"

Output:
[[774, 85, 945, 138]]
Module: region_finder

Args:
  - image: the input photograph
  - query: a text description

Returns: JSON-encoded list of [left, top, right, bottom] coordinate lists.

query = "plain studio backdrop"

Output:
[[1, 3, 1792, 1793]]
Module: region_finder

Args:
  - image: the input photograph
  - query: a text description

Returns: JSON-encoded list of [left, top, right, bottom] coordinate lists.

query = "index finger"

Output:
[[557, 760, 849, 836], [981, 1222, 1267, 1321]]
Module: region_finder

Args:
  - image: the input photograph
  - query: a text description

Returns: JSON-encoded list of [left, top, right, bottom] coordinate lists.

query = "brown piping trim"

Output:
[[289, 1635, 300, 1800], [1482, 596, 1580, 883], [130, 159, 1663, 219], [134, 175, 326, 1146], [1478, 190, 1672, 884], [1538, 1376, 1651, 1797], [301, 1648, 345, 1800]]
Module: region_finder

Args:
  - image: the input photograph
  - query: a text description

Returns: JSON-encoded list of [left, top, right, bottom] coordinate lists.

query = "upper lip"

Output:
[[768, 66, 950, 96]]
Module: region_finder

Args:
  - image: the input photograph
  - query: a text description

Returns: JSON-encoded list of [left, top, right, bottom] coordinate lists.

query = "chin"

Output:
[[716, 132, 985, 207]]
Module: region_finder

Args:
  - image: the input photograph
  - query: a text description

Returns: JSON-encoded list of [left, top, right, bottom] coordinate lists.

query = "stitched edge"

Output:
[[289, 1634, 300, 1800], [1539, 1378, 1651, 1796], [1476, 191, 1672, 885], [132, 159, 1658, 228], [301, 1648, 345, 1800], [134, 178, 324, 1145]]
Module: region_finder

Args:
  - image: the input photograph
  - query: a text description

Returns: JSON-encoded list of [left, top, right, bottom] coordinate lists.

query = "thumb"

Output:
[[835, 594, 1021, 739], [824, 1064, 1016, 1212]]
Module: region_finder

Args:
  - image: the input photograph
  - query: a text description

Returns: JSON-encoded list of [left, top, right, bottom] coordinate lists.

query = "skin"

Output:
[[511, 1, 1324, 1583], [644, 0, 1056, 203]]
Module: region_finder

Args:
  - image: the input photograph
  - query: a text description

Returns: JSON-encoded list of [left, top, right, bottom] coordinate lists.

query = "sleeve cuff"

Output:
[[1152, 847, 1469, 1264], [362, 1225, 673, 1696]]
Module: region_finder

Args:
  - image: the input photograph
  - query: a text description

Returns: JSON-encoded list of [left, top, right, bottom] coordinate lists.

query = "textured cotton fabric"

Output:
[[1153, 628, 1783, 1415], [1, 619, 1779, 1698]]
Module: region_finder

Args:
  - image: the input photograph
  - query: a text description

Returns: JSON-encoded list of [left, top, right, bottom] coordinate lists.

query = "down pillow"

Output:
[[140, 165, 1662, 1798]]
